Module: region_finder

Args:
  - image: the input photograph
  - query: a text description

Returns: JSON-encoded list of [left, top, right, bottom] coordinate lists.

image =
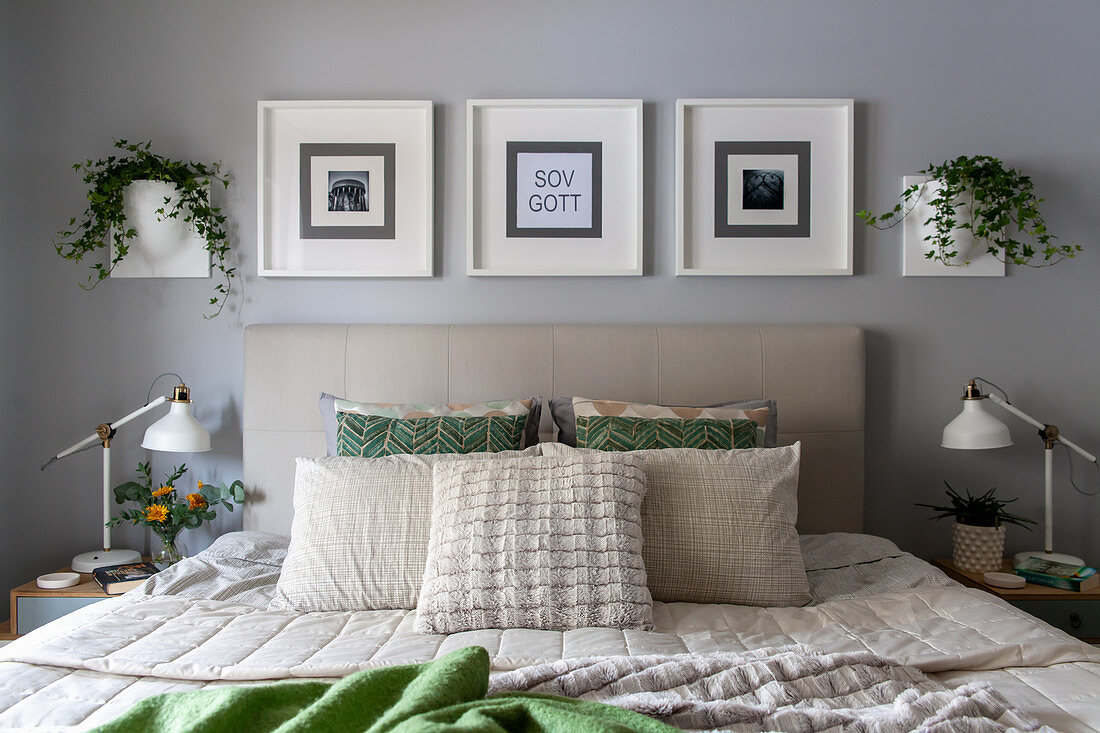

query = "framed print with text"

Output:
[[677, 99, 853, 276], [258, 100, 432, 277], [468, 99, 642, 276]]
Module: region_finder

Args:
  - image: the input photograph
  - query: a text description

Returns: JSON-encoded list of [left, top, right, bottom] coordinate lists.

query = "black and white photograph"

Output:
[[327, 171, 369, 212], [742, 169, 784, 210], [714, 141, 809, 238], [298, 142, 395, 240]]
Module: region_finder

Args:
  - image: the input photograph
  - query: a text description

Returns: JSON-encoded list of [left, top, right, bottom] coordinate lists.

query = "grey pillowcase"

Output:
[[319, 393, 543, 455], [549, 397, 778, 448]]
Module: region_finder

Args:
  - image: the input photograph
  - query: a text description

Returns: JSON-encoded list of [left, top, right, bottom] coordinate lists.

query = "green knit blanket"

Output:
[[92, 646, 675, 733]]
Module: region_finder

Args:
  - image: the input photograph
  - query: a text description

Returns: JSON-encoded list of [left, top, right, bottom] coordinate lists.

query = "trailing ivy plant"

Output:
[[54, 139, 235, 318], [857, 155, 1081, 267]]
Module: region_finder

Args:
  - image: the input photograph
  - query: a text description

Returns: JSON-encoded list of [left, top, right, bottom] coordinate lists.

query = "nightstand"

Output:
[[6, 567, 112, 638], [933, 558, 1100, 643]]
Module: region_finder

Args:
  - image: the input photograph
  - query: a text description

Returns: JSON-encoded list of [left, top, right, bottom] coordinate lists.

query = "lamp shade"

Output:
[[941, 399, 1013, 450], [141, 401, 212, 452]]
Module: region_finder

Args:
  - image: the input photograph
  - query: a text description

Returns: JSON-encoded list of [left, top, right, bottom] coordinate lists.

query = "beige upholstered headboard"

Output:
[[243, 324, 865, 536]]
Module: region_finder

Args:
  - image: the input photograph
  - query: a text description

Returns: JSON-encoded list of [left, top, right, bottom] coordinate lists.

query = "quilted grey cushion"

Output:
[[542, 442, 810, 607], [272, 449, 540, 612], [414, 453, 653, 634]]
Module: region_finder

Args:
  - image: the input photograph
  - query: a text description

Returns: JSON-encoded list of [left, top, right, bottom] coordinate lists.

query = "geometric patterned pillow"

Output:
[[337, 413, 527, 458], [321, 394, 541, 455], [561, 397, 775, 448], [576, 415, 758, 451]]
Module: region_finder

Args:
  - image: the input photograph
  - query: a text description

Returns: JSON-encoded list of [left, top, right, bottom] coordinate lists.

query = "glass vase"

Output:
[[153, 530, 185, 567]]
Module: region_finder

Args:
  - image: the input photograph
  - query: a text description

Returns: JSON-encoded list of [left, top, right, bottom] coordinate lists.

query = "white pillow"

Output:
[[414, 452, 653, 634], [541, 442, 810, 607], [271, 448, 540, 612]]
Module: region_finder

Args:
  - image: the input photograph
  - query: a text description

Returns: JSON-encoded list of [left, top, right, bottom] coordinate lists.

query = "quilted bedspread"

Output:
[[2, 533, 1099, 730], [1, 585, 1099, 730]]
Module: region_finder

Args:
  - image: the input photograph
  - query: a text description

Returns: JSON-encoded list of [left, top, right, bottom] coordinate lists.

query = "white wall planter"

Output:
[[952, 522, 1006, 573], [901, 175, 1004, 277], [109, 180, 211, 279]]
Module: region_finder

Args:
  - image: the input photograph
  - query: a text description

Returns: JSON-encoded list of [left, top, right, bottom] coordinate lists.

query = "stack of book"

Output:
[[1014, 557, 1099, 592]]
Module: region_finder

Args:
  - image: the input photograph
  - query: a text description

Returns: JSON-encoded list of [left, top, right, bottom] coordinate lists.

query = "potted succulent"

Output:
[[917, 482, 1035, 573], [857, 155, 1082, 268], [54, 139, 235, 318]]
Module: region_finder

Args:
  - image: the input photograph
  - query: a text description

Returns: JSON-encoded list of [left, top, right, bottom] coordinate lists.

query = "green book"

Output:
[[1014, 557, 1099, 592]]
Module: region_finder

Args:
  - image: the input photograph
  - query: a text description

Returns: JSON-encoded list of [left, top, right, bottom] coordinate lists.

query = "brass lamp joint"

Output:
[[1041, 424, 1059, 450], [95, 423, 116, 447]]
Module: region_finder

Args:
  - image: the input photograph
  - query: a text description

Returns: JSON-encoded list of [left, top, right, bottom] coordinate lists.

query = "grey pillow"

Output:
[[414, 452, 653, 634], [549, 397, 778, 447], [320, 393, 543, 455]]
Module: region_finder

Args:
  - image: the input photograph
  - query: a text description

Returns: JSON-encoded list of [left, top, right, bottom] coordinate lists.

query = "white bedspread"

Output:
[[1, 532, 1098, 731]]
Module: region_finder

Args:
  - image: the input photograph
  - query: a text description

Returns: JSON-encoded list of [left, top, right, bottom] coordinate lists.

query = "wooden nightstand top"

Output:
[[933, 558, 1100, 601], [10, 572, 108, 600]]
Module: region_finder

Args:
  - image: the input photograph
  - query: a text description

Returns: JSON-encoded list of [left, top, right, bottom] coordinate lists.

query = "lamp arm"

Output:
[[41, 395, 169, 470], [988, 393, 1098, 463], [109, 395, 168, 432]]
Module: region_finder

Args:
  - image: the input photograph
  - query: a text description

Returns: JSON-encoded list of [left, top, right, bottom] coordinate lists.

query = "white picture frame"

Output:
[[257, 100, 433, 277], [676, 98, 853, 276], [901, 175, 1005, 277], [467, 99, 643, 276]]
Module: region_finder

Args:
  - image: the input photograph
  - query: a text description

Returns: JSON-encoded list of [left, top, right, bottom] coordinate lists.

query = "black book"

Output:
[[91, 561, 159, 595]]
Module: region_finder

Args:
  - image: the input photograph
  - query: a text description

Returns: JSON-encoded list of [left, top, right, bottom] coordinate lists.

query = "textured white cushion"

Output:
[[542, 442, 810, 607], [414, 453, 653, 634], [272, 449, 540, 612]]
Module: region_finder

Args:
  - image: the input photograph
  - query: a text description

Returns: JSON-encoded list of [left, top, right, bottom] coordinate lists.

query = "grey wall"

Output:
[[2, 0, 1098, 598]]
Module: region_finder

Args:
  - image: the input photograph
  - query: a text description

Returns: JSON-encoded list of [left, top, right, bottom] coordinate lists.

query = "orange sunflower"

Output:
[[186, 493, 208, 510], [145, 504, 169, 523], [152, 485, 172, 498]]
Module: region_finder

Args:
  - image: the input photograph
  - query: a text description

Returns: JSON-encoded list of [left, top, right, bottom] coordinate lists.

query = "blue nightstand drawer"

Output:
[[16, 597, 107, 634]]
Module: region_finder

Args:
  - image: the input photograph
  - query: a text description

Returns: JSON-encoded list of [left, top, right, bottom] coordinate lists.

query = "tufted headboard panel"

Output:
[[243, 324, 865, 535]]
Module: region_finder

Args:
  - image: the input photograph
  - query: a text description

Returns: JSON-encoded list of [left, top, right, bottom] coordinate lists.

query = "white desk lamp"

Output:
[[41, 375, 212, 573], [941, 379, 1097, 567]]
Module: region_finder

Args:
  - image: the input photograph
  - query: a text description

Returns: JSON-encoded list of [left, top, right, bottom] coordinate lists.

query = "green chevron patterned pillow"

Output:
[[575, 416, 758, 451], [337, 413, 527, 457]]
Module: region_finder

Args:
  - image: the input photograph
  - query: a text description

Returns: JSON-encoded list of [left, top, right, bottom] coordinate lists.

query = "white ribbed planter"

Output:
[[952, 522, 1006, 573]]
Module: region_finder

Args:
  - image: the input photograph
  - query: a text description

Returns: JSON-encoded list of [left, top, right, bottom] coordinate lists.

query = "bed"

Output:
[[1, 324, 1097, 731]]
